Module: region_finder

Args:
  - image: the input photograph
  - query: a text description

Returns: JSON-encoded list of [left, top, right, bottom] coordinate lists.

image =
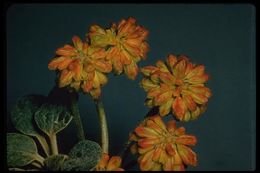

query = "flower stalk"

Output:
[[71, 93, 85, 141], [49, 133, 58, 155], [95, 98, 109, 153]]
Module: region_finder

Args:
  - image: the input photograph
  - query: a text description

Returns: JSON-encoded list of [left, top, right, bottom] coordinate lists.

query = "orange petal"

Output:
[[140, 66, 158, 76], [158, 149, 168, 164], [150, 162, 162, 171], [97, 153, 110, 169], [123, 42, 141, 58], [154, 91, 173, 106], [159, 72, 175, 85], [175, 127, 186, 136], [149, 116, 167, 131], [124, 62, 138, 80], [58, 57, 74, 70], [152, 147, 163, 162], [138, 145, 153, 154], [118, 17, 136, 34], [185, 62, 194, 76], [176, 135, 197, 146], [113, 58, 123, 74], [135, 126, 158, 138], [139, 150, 154, 171], [138, 138, 160, 148], [172, 97, 187, 121], [146, 119, 164, 134], [82, 42, 89, 55], [68, 60, 82, 81], [141, 79, 159, 91], [163, 157, 174, 171], [156, 60, 169, 73], [159, 98, 173, 116], [56, 45, 76, 57], [120, 49, 132, 65], [107, 156, 122, 171], [150, 72, 160, 83], [82, 81, 92, 93], [92, 72, 101, 88], [96, 71, 108, 86], [182, 94, 196, 111], [72, 35, 83, 50], [48, 57, 66, 70], [185, 65, 205, 79], [188, 74, 209, 84], [140, 42, 149, 59], [160, 83, 172, 92], [59, 69, 73, 87], [189, 85, 212, 98], [147, 88, 161, 98], [166, 120, 177, 134], [89, 25, 106, 35], [183, 111, 191, 121], [173, 58, 187, 78], [83, 63, 95, 73], [188, 91, 208, 104], [173, 164, 185, 171], [166, 54, 177, 69], [91, 47, 107, 59], [165, 143, 176, 156], [191, 105, 206, 120], [94, 60, 112, 73], [177, 144, 197, 166], [125, 38, 142, 48]]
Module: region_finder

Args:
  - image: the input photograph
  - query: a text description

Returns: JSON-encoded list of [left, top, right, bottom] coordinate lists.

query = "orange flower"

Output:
[[140, 54, 212, 121], [96, 153, 124, 171], [129, 115, 197, 171], [88, 17, 149, 80], [48, 36, 112, 99]]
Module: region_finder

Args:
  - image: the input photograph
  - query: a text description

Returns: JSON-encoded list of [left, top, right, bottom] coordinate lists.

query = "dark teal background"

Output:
[[6, 4, 256, 171]]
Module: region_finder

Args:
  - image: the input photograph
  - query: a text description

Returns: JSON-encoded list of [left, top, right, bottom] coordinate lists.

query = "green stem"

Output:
[[34, 154, 45, 165], [49, 133, 58, 155], [95, 98, 109, 153], [31, 161, 42, 168], [71, 93, 85, 141], [35, 135, 50, 157]]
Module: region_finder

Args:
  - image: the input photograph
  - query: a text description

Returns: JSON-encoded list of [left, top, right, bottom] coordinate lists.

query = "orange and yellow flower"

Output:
[[129, 115, 197, 171], [140, 54, 212, 121], [95, 153, 124, 171], [88, 17, 149, 80], [48, 35, 112, 99]]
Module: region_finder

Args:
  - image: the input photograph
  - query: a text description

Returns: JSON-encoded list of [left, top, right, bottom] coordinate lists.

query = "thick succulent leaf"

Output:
[[44, 154, 68, 171], [34, 104, 73, 136], [7, 133, 43, 167], [61, 140, 102, 171], [10, 95, 46, 136]]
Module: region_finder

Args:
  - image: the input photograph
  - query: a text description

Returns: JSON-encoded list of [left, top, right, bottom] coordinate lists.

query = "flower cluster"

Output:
[[95, 153, 124, 171], [88, 17, 149, 80], [140, 54, 212, 121], [48, 36, 112, 99], [48, 17, 149, 99], [129, 115, 197, 171]]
